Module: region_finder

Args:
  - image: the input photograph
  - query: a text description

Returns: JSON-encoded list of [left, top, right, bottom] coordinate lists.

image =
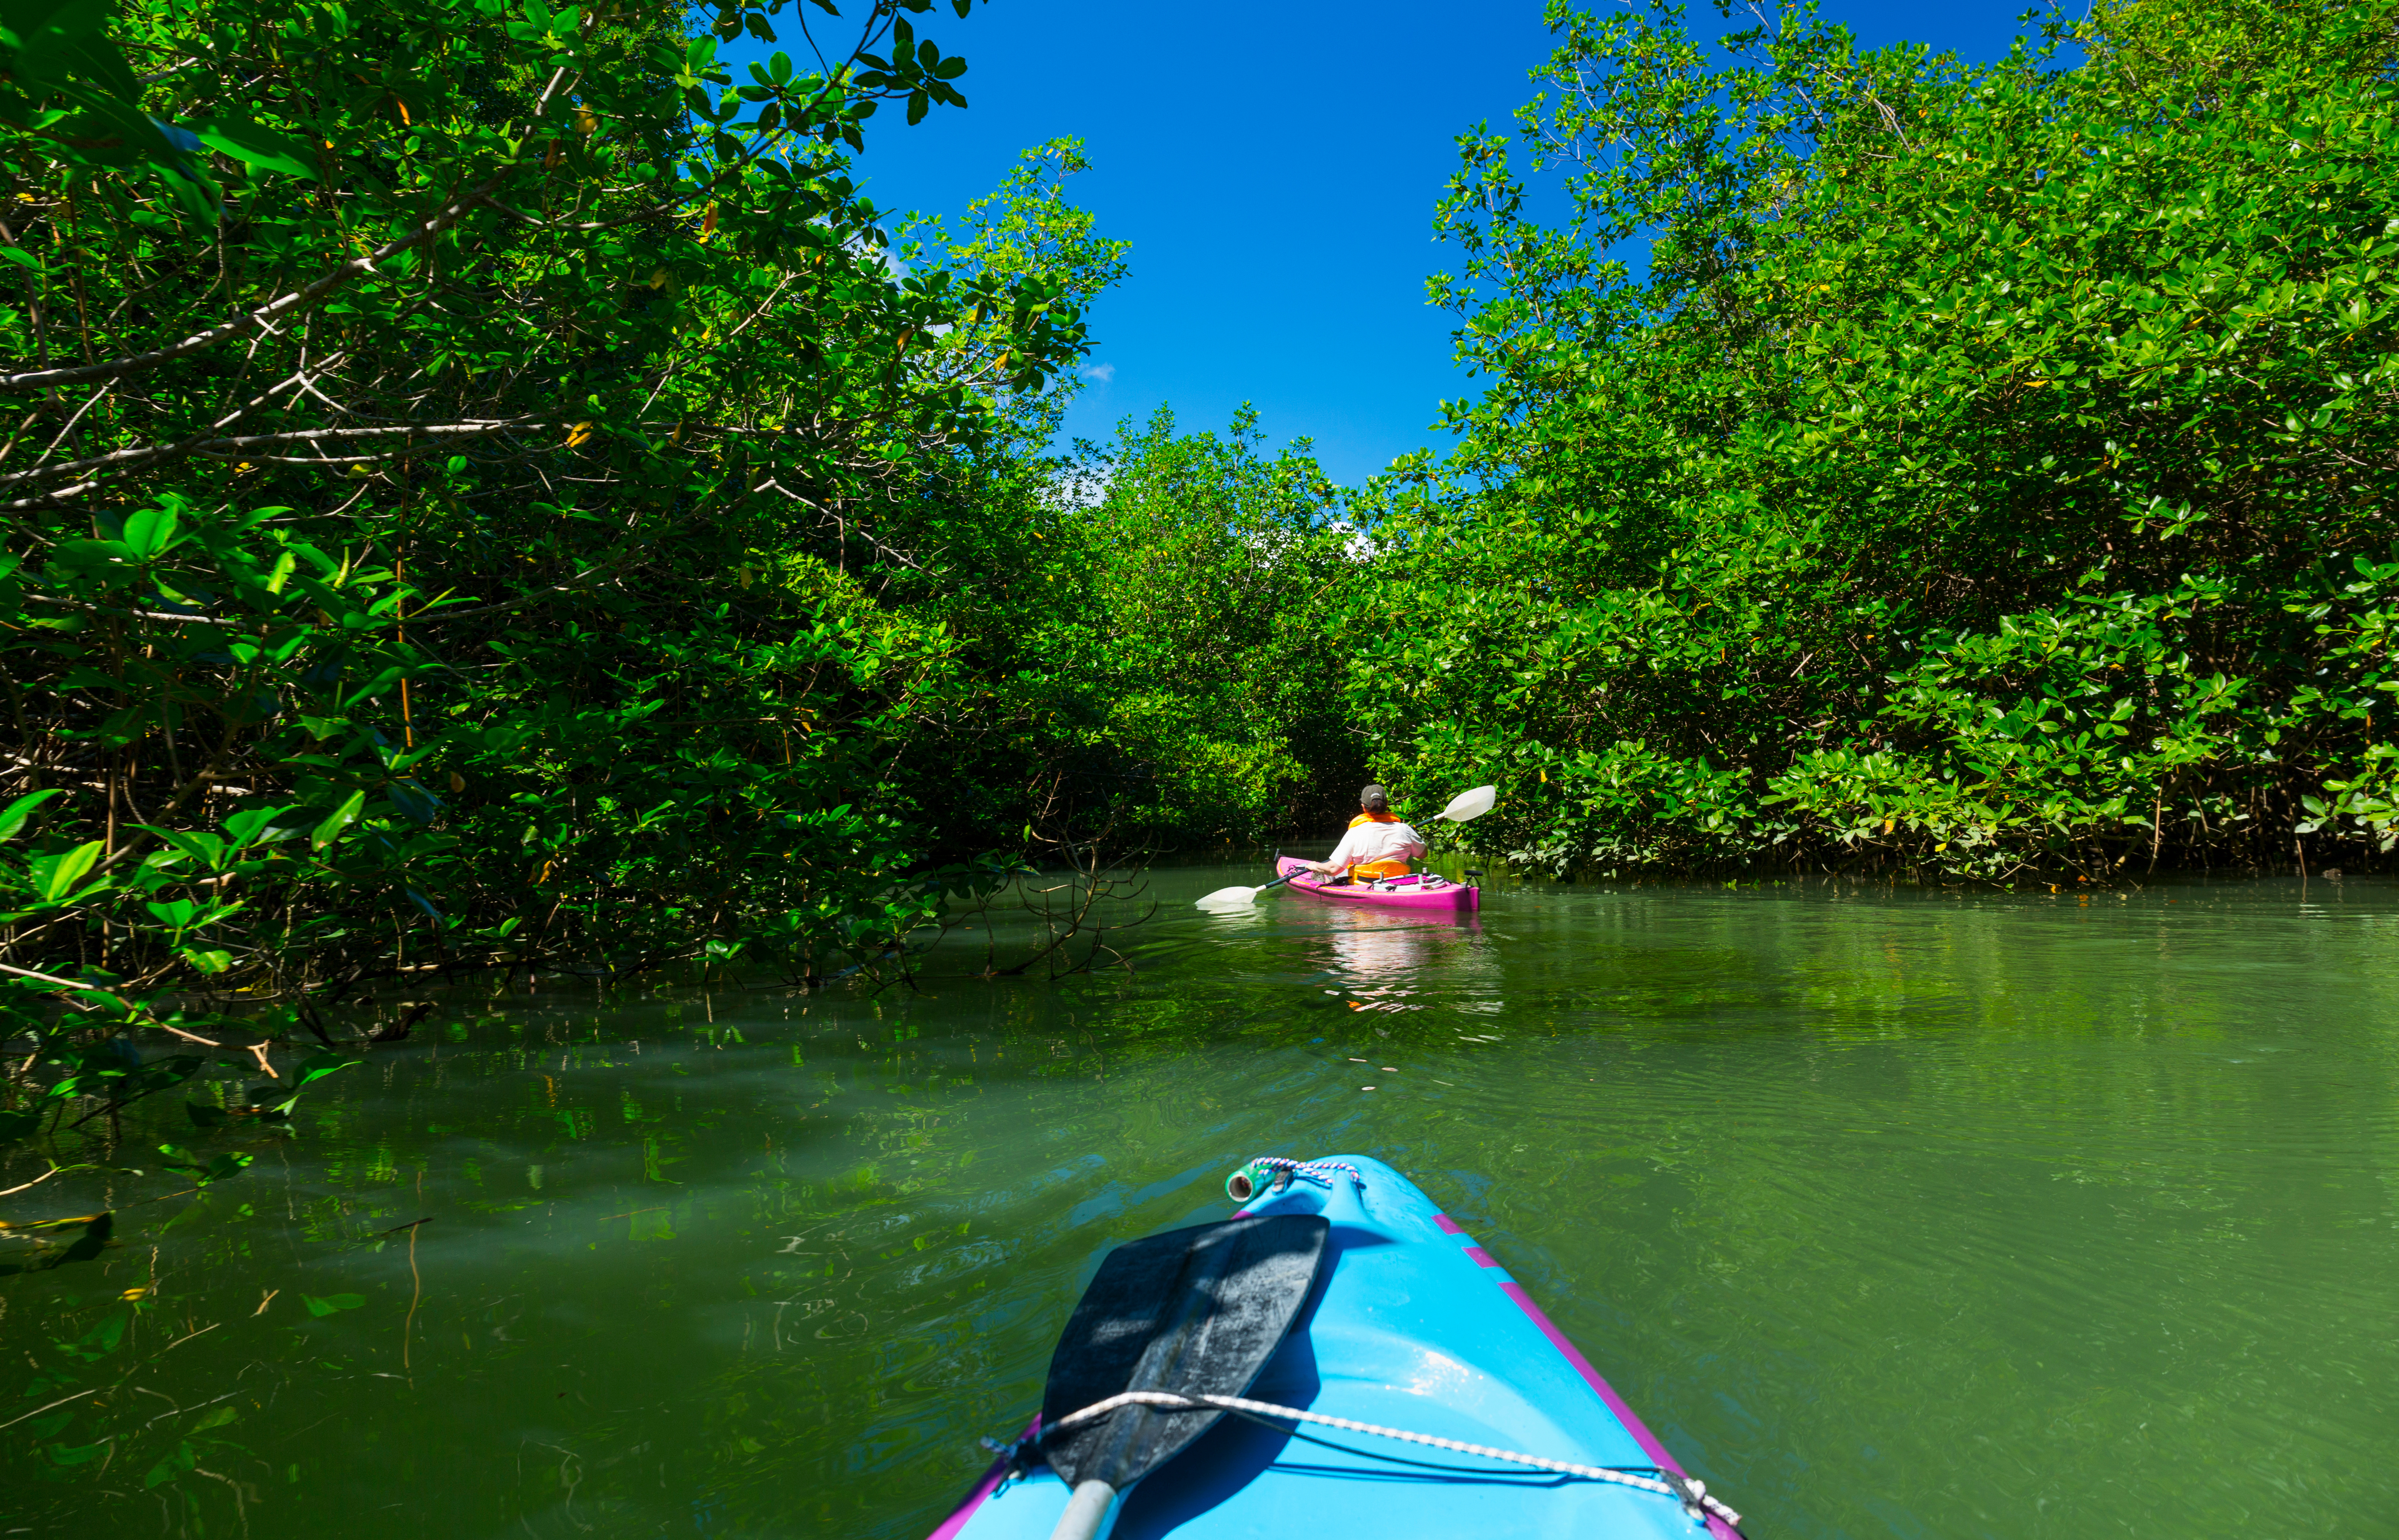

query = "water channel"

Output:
[[3, 867, 2393, 1537]]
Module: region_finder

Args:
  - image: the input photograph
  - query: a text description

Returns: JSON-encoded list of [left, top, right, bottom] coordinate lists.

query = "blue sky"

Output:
[[733, 1, 2063, 487]]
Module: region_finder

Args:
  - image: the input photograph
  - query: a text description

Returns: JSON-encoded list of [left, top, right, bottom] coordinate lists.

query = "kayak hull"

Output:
[[930, 1156, 1736, 1540], [1273, 856, 1480, 915]]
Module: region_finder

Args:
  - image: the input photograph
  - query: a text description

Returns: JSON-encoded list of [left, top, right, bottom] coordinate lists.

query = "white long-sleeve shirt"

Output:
[[1325, 818, 1425, 872]]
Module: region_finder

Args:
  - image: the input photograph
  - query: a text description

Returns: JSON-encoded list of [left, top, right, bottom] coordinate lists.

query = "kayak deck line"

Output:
[[1008, 1388, 1741, 1529]]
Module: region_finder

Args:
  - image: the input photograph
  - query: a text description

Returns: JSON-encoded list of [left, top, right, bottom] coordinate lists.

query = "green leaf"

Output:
[[54, 537, 135, 569], [120, 502, 181, 559], [144, 1440, 196, 1487], [0, 789, 63, 841], [55, 1309, 125, 1361], [181, 115, 320, 179], [311, 790, 366, 851], [222, 804, 299, 848], [301, 1292, 365, 1317], [30, 840, 106, 901], [291, 1051, 361, 1090], [158, 1142, 253, 1183], [134, 826, 227, 869]]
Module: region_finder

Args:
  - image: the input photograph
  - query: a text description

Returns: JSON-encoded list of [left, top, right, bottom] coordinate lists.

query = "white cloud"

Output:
[[1053, 462, 1112, 510], [1084, 363, 1115, 384]]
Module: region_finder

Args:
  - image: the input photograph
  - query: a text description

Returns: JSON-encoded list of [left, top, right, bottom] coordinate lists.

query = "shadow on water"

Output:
[[0, 867, 2394, 1537]]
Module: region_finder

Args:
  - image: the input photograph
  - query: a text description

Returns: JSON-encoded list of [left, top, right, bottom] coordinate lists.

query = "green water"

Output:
[[4, 870, 2394, 1538]]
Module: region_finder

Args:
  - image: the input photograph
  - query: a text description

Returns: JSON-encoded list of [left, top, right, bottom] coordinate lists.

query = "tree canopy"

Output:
[[1358, 0, 2399, 881]]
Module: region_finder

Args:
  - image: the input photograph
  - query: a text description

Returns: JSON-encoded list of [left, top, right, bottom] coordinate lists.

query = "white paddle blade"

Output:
[[1195, 885, 1261, 910], [1437, 785, 1498, 823]]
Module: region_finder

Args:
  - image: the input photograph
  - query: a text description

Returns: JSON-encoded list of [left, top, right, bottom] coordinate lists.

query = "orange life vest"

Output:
[[1343, 811, 1410, 879]]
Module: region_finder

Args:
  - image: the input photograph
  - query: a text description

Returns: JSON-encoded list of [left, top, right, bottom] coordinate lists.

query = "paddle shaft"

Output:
[[1264, 811, 1458, 887], [1196, 868, 1302, 908], [1051, 1478, 1120, 1540]]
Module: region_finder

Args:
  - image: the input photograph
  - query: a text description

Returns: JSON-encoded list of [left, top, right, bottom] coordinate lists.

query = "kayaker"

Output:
[[1302, 785, 1426, 882]]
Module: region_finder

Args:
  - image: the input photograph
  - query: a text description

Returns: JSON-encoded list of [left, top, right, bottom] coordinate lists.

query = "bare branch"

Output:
[[410, 564, 630, 623], [24, 594, 249, 628], [0, 412, 540, 488]]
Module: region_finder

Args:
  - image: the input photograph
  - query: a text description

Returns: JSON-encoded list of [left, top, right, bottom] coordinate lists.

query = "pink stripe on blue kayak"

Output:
[[924, 1415, 1039, 1540], [1437, 1213, 1739, 1538], [1495, 1280, 1741, 1540]]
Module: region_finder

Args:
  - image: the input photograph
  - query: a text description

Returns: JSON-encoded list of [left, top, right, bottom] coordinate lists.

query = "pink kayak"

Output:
[[1275, 856, 1480, 915]]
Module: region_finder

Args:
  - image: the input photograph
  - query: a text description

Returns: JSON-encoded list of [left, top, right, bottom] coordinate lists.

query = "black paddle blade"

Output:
[[1041, 1213, 1329, 1493]]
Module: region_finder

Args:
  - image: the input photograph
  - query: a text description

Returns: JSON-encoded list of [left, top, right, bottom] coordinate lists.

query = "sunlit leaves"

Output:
[[0, 790, 65, 842], [310, 792, 367, 852], [25, 841, 105, 903]]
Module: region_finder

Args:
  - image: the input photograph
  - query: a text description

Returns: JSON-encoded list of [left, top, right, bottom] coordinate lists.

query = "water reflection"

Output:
[[1306, 909, 1490, 1014]]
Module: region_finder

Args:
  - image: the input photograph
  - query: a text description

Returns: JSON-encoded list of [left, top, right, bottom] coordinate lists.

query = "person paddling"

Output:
[[1303, 785, 1427, 883]]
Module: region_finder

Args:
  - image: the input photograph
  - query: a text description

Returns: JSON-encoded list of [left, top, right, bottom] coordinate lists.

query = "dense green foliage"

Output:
[[0, 0, 1101, 1018], [0, 0, 1349, 1219], [1029, 405, 1364, 842], [1361, 0, 2399, 880]]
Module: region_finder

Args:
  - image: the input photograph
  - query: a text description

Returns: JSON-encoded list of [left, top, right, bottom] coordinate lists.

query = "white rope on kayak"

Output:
[[1243, 1156, 1364, 1189], [1037, 1388, 1742, 1529]]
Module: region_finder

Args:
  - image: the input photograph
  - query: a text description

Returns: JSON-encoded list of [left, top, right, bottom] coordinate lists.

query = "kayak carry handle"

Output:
[[1226, 1158, 1293, 1203], [1226, 1156, 1363, 1206]]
